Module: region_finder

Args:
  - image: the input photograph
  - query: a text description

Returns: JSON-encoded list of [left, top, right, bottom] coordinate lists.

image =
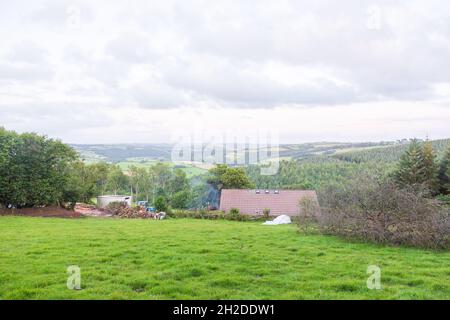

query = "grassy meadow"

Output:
[[0, 216, 448, 300]]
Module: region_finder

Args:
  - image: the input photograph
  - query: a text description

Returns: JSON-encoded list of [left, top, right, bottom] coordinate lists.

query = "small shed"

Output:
[[97, 195, 132, 209]]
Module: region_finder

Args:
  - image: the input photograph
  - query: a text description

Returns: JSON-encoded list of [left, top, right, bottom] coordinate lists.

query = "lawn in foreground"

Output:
[[0, 216, 448, 299]]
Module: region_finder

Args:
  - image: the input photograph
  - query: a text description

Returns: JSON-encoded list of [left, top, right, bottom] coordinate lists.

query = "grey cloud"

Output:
[[105, 33, 160, 63], [29, 0, 94, 28], [130, 83, 188, 109], [6, 41, 49, 63], [163, 0, 450, 103], [0, 102, 112, 135], [163, 58, 361, 107], [0, 62, 54, 83]]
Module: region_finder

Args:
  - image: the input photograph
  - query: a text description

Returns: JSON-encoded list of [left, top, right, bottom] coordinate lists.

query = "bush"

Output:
[[171, 190, 190, 209], [0, 128, 80, 209], [436, 194, 450, 205], [318, 175, 450, 249], [298, 197, 320, 234], [263, 208, 270, 219], [229, 208, 240, 215], [167, 209, 250, 221], [154, 195, 168, 212]]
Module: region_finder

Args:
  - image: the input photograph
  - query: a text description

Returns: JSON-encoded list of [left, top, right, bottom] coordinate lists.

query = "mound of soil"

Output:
[[0, 206, 82, 218]]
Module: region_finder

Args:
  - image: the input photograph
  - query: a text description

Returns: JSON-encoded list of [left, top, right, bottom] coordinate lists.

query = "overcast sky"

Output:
[[1, 0, 450, 143]]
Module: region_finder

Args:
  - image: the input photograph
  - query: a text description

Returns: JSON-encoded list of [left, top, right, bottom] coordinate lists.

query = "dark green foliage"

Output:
[[246, 157, 386, 191], [168, 169, 189, 194], [334, 138, 450, 164], [208, 164, 254, 192], [229, 208, 240, 216], [68, 160, 192, 208], [168, 208, 251, 221], [106, 165, 130, 195], [170, 190, 191, 209], [393, 140, 442, 195], [207, 164, 229, 192], [394, 140, 427, 187], [0, 128, 80, 208], [154, 195, 168, 212], [439, 146, 450, 194], [422, 141, 440, 194]]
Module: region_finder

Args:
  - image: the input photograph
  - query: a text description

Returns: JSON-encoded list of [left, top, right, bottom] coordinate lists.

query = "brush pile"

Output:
[[105, 202, 166, 219], [105, 202, 154, 219]]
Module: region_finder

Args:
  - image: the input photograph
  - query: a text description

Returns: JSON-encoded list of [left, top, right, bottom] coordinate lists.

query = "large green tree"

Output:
[[105, 165, 129, 195], [0, 128, 80, 208], [129, 165, 151, 201], [207, 164, 254, 193]]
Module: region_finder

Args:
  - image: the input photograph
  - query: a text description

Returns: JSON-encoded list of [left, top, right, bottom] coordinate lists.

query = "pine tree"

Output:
[[439, 145, 450, 194], [422, 141, 440, 194], [394, 139, 427, 187]]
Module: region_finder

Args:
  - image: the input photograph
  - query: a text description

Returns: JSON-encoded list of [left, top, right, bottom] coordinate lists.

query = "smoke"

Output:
[[204, 184, 219, 209]]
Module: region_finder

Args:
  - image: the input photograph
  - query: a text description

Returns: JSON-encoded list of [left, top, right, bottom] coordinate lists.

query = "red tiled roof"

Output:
[[219, 189, 318, 216]]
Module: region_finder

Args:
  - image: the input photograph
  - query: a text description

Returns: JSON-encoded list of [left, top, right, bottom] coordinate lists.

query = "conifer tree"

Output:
[[439, 145, 450, 194], [394, 139, 427, 187], [422, 141, 440, 194]]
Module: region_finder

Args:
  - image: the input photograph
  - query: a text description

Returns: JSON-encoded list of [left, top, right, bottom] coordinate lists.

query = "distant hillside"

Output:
[[277, 142, 394, 159], [333, 138, 450, 163], [72, 139, 449, 164], [71, 144, 173, 163]]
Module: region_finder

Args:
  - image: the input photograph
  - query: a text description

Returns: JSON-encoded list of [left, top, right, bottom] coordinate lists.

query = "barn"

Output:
[[219, 189, 319, 216]]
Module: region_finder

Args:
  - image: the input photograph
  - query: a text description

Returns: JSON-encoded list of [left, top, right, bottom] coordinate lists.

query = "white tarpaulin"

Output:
[[263, 215, 292, 225]]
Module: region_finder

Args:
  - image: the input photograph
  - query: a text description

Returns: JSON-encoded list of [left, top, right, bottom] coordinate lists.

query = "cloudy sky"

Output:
[[1, 0, 450, 143]]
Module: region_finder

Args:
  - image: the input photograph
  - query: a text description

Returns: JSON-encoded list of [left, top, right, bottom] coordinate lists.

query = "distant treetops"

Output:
[[394, 139, 450, 195]]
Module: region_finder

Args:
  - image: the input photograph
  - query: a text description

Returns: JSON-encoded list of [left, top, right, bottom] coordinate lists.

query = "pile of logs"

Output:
[[115, 206, 154, 219]]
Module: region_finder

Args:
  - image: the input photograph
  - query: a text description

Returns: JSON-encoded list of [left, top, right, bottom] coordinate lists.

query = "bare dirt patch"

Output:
[[0, 206, 82, 218], [75, 203, 111, 217]]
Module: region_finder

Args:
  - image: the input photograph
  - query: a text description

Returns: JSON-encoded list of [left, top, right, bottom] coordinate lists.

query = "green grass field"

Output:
[[0, 216, 448, 300]]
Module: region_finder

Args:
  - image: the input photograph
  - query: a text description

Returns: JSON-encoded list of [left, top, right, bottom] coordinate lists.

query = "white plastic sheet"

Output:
[[263, 215, 292, 225]]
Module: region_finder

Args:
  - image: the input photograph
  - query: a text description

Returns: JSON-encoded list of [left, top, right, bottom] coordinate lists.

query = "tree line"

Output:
[[0, 128, 193, 209]]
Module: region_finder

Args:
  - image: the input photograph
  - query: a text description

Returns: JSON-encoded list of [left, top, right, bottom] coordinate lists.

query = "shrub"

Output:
[[263, 208, 271, 219], [318, 175, 450, 249], [436, 194, 450, 205], [229, 208, 240, 216], [298, 197, 320, 234], [154, 195, 168, 212], [171, 190, 190, 209], [167, 209, 250, 221]]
